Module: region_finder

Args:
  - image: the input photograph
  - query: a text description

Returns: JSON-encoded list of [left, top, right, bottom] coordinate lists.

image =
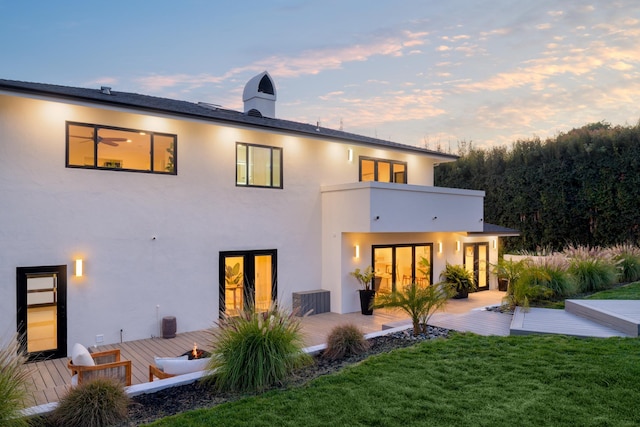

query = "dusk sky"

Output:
[[1, 1, 639, 150]]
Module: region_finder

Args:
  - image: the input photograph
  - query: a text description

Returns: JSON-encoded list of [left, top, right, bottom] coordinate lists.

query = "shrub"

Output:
[[439, 263, 476, 295], [607, 244, 640, 283], [568, 258, 618, 293], [502, 265, 552, 310], [492, 257, 530, 293], [208, 302, 311, 392], [323, 324, 370, 360], [53, 378, 129, 427], [373, 282, 454, 336], [0, 335, 30, 427], [539, 256, 578, 298]]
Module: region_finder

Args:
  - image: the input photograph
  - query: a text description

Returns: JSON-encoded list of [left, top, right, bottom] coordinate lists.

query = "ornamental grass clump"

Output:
[[607, 244, 640, 283], [208, 302, 311, 393], [323, 324, 370, 360], [53, 378, 129, 427], [539, 255, 578, 298], [568, 258, 618, 293], [0, 335, 30, 427]]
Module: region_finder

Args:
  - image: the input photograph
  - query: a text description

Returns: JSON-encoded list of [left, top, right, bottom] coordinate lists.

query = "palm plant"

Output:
[[350, 266, 375, 290], [373, 282, 454, 336], [503, 264, 552, 310], [491, 257, 529, 293]]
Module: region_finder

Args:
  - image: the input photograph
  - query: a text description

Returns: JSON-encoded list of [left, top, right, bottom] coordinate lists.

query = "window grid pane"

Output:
[[66, 122, 177, 175]]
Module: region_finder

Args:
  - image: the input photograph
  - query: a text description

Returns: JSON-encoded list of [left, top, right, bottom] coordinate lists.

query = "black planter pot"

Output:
[[453, 288, 469, 299], [498, 278, 508, 292], [359, 289, 376, 315]]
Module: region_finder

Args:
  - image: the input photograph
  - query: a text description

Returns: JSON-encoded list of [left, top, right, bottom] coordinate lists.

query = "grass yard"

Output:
[[585, 281, 640, 300], [149, 334, 640, 427]]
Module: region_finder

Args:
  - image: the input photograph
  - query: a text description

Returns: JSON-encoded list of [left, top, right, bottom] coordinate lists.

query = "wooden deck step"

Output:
[[510, 307, 631, 337], [565, 300, 640, 337]]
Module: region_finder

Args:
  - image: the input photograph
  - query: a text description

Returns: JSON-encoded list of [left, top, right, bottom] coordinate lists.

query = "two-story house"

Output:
[[0, 72, 516, 360]]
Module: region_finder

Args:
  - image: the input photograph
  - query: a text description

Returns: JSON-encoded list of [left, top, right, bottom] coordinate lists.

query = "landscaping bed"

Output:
[[121, 326, 450, 426]]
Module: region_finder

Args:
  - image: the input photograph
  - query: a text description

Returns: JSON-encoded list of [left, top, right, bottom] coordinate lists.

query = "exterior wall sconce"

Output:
[[354, 244, 360, 258], [75, 259, 83, 277], [493, 239, 497, 249], [456, 240, 461, 251], [438, 242, 443, 254], [348, 148, 353, 162]]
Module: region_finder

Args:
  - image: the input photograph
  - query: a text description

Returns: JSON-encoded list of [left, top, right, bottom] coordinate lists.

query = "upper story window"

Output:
[[66, 122, 176, 174], [236, 143, 282, 188], [359, 156, 407, 183]]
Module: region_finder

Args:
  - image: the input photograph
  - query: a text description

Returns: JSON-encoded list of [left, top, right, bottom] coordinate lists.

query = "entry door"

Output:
[[463, 243, 489, 291], [16, 265, 67, 360], [219, 250, 277, 317]]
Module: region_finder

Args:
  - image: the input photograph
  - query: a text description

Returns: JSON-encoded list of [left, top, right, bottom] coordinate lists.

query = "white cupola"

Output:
[[243, 71, 277, 118]]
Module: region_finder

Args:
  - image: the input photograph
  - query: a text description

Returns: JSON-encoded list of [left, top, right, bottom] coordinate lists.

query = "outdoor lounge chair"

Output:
[[67, 343, 132, 386], [148, 356, 210, 382]]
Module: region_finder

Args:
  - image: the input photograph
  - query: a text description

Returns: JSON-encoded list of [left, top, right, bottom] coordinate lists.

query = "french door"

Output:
[[219, 250, 277, 317], [463, 243, 489, 291], [16, 265, 67, 361], [372, 244, 433, 293]]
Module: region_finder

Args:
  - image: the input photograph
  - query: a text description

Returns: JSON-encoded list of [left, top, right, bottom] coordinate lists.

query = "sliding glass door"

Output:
[[372, 244, 432, 293]]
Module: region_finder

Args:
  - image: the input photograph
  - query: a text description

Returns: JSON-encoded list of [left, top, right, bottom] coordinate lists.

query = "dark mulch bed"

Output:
[[117, 326, 450, 426]]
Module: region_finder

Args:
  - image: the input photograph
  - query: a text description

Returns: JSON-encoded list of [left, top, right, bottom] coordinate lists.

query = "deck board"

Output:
[[23, 290, 504, 407]]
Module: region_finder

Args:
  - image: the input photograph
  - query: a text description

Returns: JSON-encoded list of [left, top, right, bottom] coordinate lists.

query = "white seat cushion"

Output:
[[163, 357, 210, 375], [71, 343, 95, 367], [153, 355, 188, 371]]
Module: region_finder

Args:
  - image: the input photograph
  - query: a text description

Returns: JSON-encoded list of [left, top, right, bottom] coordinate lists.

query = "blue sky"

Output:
[[1, 1, 639, 150]]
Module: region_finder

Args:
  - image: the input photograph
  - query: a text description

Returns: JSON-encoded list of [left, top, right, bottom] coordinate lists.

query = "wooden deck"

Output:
[[23, 290, 505, 408]]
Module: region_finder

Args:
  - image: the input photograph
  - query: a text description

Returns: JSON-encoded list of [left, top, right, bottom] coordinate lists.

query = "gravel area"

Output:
[[118, 326, 450, 426]]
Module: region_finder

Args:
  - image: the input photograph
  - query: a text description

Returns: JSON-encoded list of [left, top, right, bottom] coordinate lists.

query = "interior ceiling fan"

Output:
[[70, 135, 128, 147]]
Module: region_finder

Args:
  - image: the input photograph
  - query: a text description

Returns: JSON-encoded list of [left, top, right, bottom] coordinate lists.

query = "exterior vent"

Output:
[[100, 86, 112, 95], [243, 71, 276, 118], [247, 108, 263, 118]]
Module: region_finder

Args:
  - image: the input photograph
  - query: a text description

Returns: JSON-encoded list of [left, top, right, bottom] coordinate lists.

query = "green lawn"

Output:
[[149, 334, 640, 427], [585, 281, 640, 300], [537, 281, 640, 309]]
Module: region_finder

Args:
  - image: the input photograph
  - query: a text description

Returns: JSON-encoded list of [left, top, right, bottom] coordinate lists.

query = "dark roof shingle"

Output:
[[0, 78, 458, 160]]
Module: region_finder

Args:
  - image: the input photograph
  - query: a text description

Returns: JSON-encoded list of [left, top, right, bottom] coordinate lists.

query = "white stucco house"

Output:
[[0, 72, 517, 360]]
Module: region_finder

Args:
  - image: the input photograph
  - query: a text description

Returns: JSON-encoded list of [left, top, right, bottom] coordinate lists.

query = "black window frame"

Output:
[[359, 156, 407, 183], [235, 142, 283, 189], [65, 121, 177, 175]]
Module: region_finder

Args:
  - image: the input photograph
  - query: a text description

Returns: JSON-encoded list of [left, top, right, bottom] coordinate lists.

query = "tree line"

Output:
[[434, 121, 640, 252]]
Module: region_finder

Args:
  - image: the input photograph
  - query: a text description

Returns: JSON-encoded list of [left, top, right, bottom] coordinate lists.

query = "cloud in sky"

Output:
[[2, 0, 639, 148]]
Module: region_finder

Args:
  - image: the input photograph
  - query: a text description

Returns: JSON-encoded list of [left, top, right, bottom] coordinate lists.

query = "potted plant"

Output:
[[350, 266, 376, 315], [492, 258, 528, 292], [439, 263, 476, 299]]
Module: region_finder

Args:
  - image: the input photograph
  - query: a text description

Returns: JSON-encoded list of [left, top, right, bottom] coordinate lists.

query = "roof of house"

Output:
[[468, 223, 520, 236], [0, 78, 458, 160]]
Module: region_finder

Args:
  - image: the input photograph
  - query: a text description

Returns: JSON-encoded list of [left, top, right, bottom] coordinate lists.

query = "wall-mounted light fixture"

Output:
[[438, 242, 443, 254], [493, 239, 497, 249], [347, 148, 353, 162], [456, 240, 461, 251], [75, 259, 83, 277], [354, 244, 360, 258]]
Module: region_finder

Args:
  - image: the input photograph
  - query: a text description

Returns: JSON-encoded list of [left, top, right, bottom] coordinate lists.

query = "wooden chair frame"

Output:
[[148, 364, 176, 382], [67, 348, 132, 386]]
